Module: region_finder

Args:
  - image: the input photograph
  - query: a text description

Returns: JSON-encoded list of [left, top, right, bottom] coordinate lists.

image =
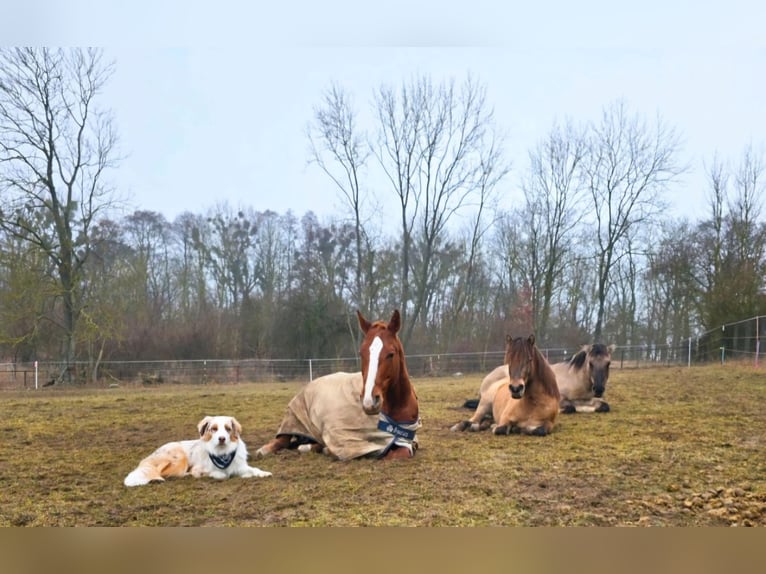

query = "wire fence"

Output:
[[2, 315, 764, 391]]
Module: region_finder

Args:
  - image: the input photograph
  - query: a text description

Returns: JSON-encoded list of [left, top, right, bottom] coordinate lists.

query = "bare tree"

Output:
[[248, 210, 295, 356], [194, 203, 259, 311], [307, 84, 369, 302], [695, 154, 728, 329], [81, 217, 130, 374], [492, 210, 525, 307], [373, 80, 421, 333], [0, 48, 118, 380], [0, 230, 55, 361], [696, 146, 766, 331], [173, 211, 211, 319], [729, 143, 764, 262], [519, 119, 587, 342], [308, 82, 373, 344], [447, 133, 506, 320], [191, 203, 262, 356], [582, 100, 684, 340], [610, 235, 640, 346], [373, 74, 509, 343], [644, 218, 698, 351], [122, 210, 175, 322]]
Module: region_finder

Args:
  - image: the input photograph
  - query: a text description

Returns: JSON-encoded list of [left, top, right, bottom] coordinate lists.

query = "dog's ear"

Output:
[[197, 416, 213, 437], [230, 417, 242, 438]]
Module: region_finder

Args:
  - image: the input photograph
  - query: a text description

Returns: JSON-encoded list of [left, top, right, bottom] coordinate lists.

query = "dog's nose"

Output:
[[218, 436, 226, 444]]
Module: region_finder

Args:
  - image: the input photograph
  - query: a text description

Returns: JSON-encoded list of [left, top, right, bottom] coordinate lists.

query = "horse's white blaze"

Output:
[[362, 336, 383, 409]]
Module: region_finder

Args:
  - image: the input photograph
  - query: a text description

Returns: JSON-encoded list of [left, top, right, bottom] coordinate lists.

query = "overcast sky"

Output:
[[7, 0, 766, 223]]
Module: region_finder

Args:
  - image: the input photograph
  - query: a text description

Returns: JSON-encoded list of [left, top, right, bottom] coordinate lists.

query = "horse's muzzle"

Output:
[[509, 384, 525, 399], [363, 395, 382, 415], [592, 381, 605, 398], [592, 374, 606, 398]]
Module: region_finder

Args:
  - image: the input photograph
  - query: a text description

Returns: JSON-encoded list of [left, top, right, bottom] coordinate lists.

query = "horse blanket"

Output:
[[274, 372, 420, 460]]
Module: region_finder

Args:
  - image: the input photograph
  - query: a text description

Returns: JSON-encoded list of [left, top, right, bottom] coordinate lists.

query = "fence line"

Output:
[[2, 315, 764, 390]]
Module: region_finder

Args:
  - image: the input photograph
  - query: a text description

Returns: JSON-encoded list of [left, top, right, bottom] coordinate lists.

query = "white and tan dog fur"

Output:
[[124, 415, 272, 487]]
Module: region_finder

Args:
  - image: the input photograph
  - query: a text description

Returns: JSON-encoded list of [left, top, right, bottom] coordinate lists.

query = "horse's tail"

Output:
[[463, 398, 479, 409]]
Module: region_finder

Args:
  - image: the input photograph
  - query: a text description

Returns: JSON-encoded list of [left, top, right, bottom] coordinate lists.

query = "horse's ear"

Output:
[[505, 334, 512, 344], [608, 344, 617, 354], [388, 309, 401, 334], [357, 310, 371, 334], [527, 334, 536, 346]]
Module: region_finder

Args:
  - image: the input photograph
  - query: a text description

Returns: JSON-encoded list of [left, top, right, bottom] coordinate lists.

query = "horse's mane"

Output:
[[506, 335, 559, 396], [589, 343, 610, 357], [569, 349, 588, 370], [505, 336, 531, 373], [569, 343, 611, 369], [532, 344, 560, 397], [506, 335, 559, 397]]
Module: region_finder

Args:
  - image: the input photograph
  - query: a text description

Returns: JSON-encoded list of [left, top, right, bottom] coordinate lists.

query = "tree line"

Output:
[[1, 48, 764, 382]]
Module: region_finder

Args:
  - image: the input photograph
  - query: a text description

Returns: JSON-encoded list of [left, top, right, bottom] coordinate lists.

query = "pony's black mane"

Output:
[[569, 349, 588, 369], [569, 343, 610, 369], [590, 343, 610, 357]]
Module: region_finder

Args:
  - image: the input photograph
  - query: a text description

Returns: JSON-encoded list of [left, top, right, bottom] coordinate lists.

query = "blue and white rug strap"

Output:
[[377, 413, 420, 457], [377, 413, 417, 440]]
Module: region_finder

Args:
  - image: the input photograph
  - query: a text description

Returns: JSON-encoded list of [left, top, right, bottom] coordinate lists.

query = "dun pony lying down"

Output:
[[450, 335, 560, 436], [124, 416, 272, 486]]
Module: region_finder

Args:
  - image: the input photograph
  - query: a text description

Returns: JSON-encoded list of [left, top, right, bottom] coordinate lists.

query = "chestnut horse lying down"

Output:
[[256, 310, 420, 461], [451, 334, 559, 436]]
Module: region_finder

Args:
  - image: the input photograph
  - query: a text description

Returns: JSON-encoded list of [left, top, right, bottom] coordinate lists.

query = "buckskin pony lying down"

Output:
[[256, 310, 420, 460], [450, 334, 560, 436], [463, 343, 616, 415], [550, 343, 615, 413]]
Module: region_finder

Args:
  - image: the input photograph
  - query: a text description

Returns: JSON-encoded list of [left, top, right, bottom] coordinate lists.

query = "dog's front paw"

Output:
[[254, 446, 271, 458]]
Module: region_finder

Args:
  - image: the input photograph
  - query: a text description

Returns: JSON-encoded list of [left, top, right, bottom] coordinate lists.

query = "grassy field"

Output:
[[1, 363, 764, 526]]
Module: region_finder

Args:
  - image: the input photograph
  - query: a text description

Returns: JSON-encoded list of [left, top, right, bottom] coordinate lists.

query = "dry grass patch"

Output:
[[1, 364, 764, 526]]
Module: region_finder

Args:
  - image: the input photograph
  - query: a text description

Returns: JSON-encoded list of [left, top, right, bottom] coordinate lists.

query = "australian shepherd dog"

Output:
[[124, 415, 272, 486]]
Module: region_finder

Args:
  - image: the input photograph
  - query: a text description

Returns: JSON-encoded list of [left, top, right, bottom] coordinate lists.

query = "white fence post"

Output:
[[687, 338, 691, 368]]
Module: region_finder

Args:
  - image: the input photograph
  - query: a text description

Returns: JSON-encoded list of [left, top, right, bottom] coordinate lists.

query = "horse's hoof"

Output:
[[492, 425, 508, 435], [529, 426, 548, 436], [560, 403, 576, 414], [449, 421, 469, 432], [596, 402, 610, 413]]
